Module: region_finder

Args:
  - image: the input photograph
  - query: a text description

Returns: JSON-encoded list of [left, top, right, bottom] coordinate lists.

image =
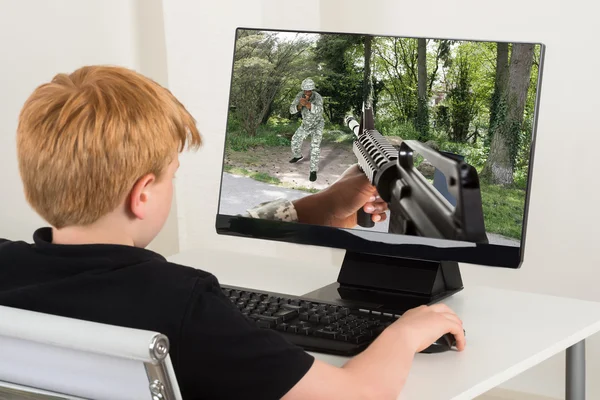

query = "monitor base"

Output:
[[303, 251, 463, 314]]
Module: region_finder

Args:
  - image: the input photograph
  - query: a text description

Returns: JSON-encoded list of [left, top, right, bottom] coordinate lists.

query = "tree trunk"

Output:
[[482, 43, 534, 185], [416, 38, 429, 140], [488, 42, 509, 138], [362, 36, 373, 109]]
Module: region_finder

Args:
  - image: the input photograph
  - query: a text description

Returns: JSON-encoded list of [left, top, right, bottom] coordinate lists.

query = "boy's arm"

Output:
[[241, 164, 390, 227], [283, 304, 466, 400]]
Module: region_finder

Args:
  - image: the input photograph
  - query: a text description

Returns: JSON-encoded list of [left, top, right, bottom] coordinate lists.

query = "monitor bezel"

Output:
[[215, 27, 546, 270]]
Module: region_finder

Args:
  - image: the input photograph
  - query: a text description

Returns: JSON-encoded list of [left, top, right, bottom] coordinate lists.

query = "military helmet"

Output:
[[301, 78, 316, 91]]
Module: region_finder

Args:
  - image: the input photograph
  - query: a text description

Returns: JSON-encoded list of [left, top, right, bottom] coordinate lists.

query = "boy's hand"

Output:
[[321, 164, 389, 228], [293, 164, 389, 228], [391, 304, 466, 353]]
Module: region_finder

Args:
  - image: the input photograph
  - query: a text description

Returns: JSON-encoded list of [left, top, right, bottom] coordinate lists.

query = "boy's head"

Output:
[[17, 65, 201, 247]]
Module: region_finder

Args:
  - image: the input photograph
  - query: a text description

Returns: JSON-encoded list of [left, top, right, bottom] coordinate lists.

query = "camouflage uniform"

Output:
[[290, 79, 325, 172], [243, 198, 298, 222]]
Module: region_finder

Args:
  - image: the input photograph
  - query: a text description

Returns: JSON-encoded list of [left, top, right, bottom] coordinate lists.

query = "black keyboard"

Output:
[[221, 285, 399, 356]]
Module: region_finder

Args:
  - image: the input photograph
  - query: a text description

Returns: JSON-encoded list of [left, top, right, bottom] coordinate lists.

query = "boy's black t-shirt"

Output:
[[0, 228, 314, 400]]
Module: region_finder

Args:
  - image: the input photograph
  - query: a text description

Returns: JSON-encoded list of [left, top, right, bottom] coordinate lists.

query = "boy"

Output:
[[0, 66, 465, 400]]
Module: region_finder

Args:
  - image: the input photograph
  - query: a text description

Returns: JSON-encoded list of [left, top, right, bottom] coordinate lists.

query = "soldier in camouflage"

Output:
[[289, 78, 325, 182]]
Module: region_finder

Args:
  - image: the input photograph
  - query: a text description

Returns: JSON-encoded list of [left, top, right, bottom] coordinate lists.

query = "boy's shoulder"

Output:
[[0, 233, 219, 295], [142, 258, 221, 292]]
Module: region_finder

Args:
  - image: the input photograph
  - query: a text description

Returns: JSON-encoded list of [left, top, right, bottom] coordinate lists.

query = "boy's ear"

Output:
[[129, 174, 156, 220]]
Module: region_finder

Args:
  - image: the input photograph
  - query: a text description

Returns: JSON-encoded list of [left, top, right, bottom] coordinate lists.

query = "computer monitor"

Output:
[[216, 27, 544, 312]]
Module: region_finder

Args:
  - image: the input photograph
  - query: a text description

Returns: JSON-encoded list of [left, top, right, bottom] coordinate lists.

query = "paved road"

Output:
[[219, 172, 519, 246], [218, 172, 308, 216]]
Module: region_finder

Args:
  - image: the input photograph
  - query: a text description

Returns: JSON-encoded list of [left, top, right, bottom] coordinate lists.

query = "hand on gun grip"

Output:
[[322, 164, 388, 229]]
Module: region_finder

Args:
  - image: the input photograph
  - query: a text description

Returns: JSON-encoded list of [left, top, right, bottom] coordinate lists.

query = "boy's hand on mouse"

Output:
[[390, 304, 466, 353]]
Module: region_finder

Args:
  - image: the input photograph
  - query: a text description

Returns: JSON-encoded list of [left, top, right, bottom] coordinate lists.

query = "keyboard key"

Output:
[[276, 323, 288, 332], [273, 309, 298, 321], [353, 335, 370, 344], [330, 312, 342, 321], [257, 320, 274, 329], [315, 329, 337, 339], [299, 312, 310, 321], [300, 326, 314, 335], [256, 315, 283, 324], [359, 329, 373, 337], [281, 304, 305, 311]]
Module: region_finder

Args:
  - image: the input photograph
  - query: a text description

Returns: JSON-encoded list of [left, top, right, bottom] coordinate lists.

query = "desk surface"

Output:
[[168, 249, 600, 400]]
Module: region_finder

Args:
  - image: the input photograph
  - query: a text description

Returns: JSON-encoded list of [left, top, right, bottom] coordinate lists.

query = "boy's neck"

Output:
[[52, 219, 135, 247]]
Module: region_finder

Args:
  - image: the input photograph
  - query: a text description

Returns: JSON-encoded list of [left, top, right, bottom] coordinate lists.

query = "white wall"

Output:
[[0, 0, 137, 240], [131, 0, 180, 256], [164, 0, 600, 398], [0, 0, 179, 256]]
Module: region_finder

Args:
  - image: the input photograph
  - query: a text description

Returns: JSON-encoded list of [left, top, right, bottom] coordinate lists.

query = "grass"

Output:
[[480, 182, 525, 240], [223, 165, 319, 193], [223, 165, 280, 185], [226, 117, 353, 151]]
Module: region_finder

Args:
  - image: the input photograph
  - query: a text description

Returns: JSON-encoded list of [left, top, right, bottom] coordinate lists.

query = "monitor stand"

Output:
[[302, 251, 463, 314]]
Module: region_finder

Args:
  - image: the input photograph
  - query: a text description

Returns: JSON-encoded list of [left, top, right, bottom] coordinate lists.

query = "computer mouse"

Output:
[[421, 332, 458, 354]]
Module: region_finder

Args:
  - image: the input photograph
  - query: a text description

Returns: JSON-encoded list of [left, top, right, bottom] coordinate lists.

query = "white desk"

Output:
[[168, 249, 600, 400]]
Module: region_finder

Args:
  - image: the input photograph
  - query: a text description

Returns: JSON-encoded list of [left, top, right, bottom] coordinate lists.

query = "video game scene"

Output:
[[218, 28, 543, 247]]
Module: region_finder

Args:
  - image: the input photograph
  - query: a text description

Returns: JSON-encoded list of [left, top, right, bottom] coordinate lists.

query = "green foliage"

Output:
[[430, 135, 488, 171], [229, 30, 316, 136], [433, 105, 451, 134], [226, 116, 292, 151], [480, 182, 525, 239], [376, 118, 421, 140], [373, 37, 419, 123], [313, 34, 364, 124], [446, 54, 477, 142]]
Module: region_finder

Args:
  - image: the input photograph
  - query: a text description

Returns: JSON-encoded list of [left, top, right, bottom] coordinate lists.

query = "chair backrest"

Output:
[[0, 306, 182, 400]]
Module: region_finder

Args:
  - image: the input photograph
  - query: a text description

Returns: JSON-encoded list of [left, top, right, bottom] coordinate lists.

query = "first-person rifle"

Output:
[[345, 106, 488, 244]]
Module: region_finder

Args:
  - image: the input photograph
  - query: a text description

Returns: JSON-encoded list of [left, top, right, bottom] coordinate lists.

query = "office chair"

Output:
[[0, 305, 181, 400]]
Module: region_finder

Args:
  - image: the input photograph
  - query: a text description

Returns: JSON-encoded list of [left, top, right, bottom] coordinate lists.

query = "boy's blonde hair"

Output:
[[17, 65, 201, 229]]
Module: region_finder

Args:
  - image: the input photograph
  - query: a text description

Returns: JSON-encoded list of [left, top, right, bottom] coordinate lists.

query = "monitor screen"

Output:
[[216, 27, 544, 269]]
